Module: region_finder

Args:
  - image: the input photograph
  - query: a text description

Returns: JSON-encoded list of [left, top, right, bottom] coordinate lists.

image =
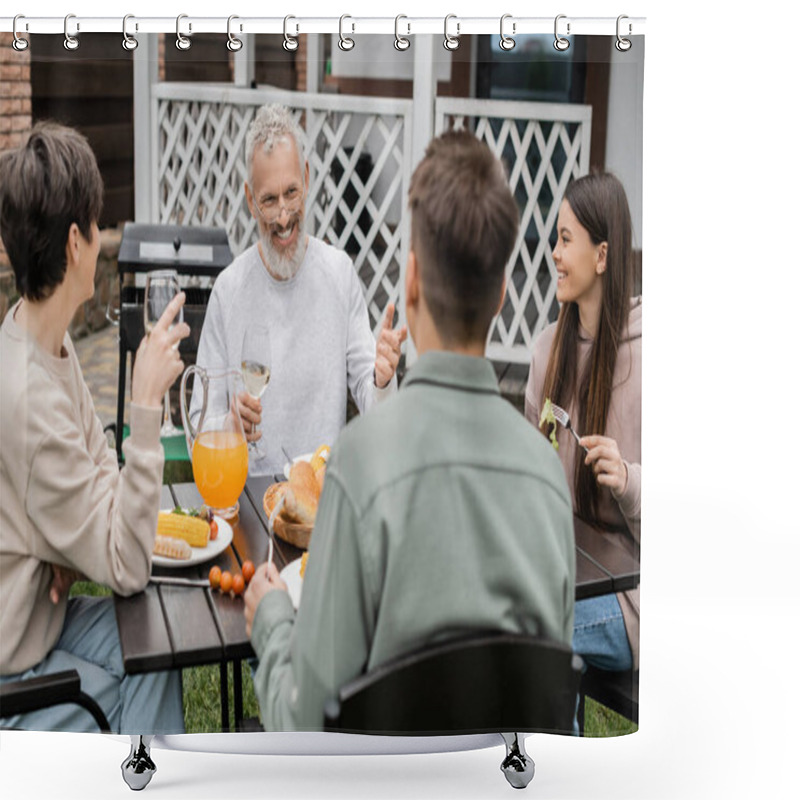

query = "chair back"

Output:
[[324, 632, 583, 736]]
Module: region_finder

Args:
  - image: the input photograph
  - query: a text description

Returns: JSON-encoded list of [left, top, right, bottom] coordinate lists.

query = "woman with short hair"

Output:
[[0, 122, 189, 733]]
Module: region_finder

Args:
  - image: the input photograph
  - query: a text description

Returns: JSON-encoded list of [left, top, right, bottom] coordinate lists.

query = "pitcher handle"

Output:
[[180, 364, 207, 458]]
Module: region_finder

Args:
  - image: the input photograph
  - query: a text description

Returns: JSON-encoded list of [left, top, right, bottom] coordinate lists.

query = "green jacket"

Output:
[[250, 350, 575, 731]]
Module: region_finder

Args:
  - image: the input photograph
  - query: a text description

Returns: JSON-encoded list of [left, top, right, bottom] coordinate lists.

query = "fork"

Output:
[[550, 403, 589, 454], [266, 492, 286, 568]]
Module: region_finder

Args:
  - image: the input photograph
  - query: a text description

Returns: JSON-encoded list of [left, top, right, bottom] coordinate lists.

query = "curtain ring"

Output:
[[443, 14, 460, 51], [338, 15, 355, 51], [553, 14, 570, 52], [394, 15, 411, 51], [283, 15, 299, 52], [122, 15, 138, 51], [63, 14, 80, 51], [226, 15, 243, 52], [12, 15, 29, 52], [176, 14, 192, 51], [615, 15, 632, 52], [499, 14, 516, 51]]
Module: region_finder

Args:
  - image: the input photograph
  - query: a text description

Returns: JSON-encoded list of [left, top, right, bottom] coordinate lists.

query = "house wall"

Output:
[[605, 43, 645, 251]]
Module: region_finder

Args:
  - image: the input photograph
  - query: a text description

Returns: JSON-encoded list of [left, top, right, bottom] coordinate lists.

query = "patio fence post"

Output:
[[233, 35, 255, 87], [304, 33, 323, 225], [405, 33, 438, 367], [133, 34, 158, 223]]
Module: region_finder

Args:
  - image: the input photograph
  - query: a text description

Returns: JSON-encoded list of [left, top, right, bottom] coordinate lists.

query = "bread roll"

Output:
[[289, 460, 319, 499], [283, 485, 318, 526]]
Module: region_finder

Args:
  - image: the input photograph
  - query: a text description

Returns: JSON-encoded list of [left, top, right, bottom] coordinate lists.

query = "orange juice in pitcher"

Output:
[[180, 366, 249, 519], [192, 430, 248, 513]]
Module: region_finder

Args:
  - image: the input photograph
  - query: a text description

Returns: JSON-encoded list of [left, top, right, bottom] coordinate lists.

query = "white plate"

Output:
[[283, 452, 312, 480], [280, 558, 304, 609], [152, 513, 233, 568]]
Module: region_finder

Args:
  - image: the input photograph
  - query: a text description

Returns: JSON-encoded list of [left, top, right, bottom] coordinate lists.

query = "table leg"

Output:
[[219, 660, 230, 732], [232, 659, 244, 732]]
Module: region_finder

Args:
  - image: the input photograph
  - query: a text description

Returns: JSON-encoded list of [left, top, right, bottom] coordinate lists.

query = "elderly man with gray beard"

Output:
[[193, 104, 407, 476]]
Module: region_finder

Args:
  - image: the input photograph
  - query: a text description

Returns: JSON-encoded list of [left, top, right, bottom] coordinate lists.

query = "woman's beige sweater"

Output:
[[1, 301, 164, 674]]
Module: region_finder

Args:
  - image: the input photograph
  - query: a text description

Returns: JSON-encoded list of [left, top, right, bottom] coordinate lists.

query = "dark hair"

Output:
[[541, 172, 633, 521], [408, 130, 519, 346], [0, 121, 103, 301]]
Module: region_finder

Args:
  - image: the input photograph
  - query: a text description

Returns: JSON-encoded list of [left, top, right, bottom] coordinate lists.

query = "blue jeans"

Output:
[[0, 595, 184, 734], [571, 594, 632, 734], [573, 593, 633, 672]]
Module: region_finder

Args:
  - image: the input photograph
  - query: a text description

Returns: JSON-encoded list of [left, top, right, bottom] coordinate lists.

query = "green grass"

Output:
[[69, 580, 635, 736], [583, 697, 637, 737], [183, 663, 261, 733]]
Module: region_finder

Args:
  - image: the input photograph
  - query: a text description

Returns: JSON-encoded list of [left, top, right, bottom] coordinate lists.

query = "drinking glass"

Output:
[[240, 325, 272, 455], [144, 269, 183, 437]]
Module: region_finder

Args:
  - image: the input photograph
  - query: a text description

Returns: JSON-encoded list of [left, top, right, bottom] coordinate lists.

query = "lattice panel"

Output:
[[156, 96, 409, 338], [158, 100, 257, 255], [437, 107, 591, 364], [305, 110, 407, 333]]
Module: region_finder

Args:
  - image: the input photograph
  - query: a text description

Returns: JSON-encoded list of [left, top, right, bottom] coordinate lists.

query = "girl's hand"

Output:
[[580, 434, 628, 497]]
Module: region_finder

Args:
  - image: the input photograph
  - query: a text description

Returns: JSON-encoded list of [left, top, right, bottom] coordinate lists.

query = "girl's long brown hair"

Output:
[[541, 173, 633, 522]]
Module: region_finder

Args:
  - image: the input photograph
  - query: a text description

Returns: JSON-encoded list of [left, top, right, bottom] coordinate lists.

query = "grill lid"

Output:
[[118, 223, 233, 275]]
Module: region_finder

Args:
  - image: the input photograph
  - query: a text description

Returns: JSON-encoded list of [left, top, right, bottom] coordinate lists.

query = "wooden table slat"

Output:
[[157, 584, 224, 668], [575, 549, 614, 601], [208, 591, 253, 661], [573, 516, 640, 595], [114, 586, 174, 674]]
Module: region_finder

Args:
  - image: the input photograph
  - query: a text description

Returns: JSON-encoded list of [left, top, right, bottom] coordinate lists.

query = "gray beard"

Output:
[[260, 215, 306, 280]]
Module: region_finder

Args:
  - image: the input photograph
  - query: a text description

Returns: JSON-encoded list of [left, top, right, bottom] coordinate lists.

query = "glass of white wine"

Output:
[[144, 269, 183, 437], [241, 324, 272, 455]]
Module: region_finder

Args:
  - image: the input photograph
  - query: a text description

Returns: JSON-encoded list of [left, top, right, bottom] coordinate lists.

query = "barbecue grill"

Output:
[[114, 223, 233, 461]]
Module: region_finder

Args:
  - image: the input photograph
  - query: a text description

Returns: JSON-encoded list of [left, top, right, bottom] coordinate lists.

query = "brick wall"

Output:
[[0, 33, 32, 153], [1, 32, 33, 320]]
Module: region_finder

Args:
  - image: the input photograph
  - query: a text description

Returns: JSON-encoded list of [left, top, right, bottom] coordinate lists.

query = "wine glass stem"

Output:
[[163, 391, 171, 427]]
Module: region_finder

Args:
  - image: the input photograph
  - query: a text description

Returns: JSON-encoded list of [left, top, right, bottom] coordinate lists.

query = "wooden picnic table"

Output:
[[114, 476, 640, 731]]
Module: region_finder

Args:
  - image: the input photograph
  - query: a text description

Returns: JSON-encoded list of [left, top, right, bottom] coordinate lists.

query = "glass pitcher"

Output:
[[180, 366, 249, 520]]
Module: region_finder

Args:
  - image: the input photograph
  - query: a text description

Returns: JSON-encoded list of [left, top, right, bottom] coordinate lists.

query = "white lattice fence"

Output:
[[153, 84, 412, 338], [436, 98, 592, 364]]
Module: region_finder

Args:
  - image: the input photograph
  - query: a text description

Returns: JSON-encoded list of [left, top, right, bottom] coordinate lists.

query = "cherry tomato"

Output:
[[232, 574, 245, 596], [219, 570, 233, 594], [241, 560, 255, 584], [208, 565, 221, 590], [209, 519, 219, 541]]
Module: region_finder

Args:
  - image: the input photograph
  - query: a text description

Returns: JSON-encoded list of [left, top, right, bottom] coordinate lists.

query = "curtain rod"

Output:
[[1, 15, 646, 38]]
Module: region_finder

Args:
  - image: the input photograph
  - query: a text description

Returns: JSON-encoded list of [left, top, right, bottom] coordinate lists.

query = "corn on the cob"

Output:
[[157, 511, 210, 548], [153, 535, 192, 560]]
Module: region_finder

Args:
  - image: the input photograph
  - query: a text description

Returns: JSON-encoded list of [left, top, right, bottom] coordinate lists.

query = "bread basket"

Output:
[[272, 515, 312, 550], [264, 482, 313, 550]]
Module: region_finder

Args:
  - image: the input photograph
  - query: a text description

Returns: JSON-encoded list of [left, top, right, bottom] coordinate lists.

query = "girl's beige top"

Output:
[[525, 297, 642, 670]]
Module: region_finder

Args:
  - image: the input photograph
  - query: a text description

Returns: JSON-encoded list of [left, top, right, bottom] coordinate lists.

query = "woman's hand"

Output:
[[49, 565, 84, 604], [131, 292, 191, 408], [580, 434, 629, 498]]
